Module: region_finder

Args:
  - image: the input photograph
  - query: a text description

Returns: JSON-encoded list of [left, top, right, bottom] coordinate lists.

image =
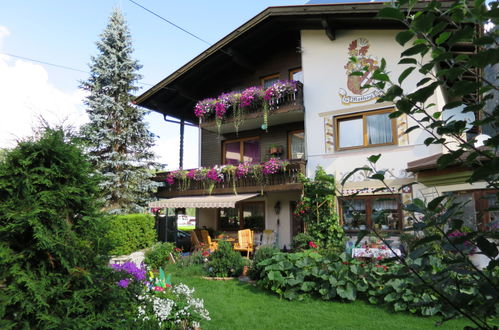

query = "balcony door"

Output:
[[223, 137, 260, 165]]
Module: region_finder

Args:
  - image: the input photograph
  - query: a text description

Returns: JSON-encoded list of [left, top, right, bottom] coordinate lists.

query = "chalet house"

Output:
[[136, 2, 493, 248]]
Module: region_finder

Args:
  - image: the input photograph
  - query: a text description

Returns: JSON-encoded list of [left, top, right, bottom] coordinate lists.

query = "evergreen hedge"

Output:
[[0, 128, 138, 328], [107, 213, 156, 255]]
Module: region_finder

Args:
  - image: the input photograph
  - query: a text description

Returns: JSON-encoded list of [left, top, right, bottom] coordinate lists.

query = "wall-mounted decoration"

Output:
[[397, 114, 409, 146], [339, 38, 383, 105], [324, 116, 335, 153]]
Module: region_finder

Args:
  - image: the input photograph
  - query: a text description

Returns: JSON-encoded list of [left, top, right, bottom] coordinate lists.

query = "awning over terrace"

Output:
[[148, 193, 259, 209]]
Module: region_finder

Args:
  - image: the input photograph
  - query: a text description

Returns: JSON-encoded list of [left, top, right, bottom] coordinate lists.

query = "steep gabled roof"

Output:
[[135, 2, 405, 123]]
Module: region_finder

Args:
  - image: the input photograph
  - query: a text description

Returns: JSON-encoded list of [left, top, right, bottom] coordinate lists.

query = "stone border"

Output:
[[201, 276, 235, 281]]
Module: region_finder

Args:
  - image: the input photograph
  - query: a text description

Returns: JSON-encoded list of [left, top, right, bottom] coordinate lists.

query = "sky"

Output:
[[0, 0, 305, 169]]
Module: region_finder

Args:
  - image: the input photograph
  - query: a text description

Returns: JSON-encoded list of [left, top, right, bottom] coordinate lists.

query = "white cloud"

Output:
[[0, 25, 88, 149]]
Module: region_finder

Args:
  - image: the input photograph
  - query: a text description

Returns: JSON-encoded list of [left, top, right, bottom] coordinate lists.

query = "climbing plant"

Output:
[[295, 167, 344, 250]]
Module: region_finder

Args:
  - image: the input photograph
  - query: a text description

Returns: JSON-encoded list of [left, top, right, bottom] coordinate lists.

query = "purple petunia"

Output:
[[118, 279, 130, 288], [111, 262, 146, 281]]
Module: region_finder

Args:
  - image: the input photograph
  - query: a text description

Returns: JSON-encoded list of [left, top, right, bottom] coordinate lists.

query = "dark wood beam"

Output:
[[321, 18, 335, 41]]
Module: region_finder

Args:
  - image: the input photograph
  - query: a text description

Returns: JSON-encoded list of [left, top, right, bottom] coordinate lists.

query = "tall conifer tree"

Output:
[[80, 8, 156, 214]]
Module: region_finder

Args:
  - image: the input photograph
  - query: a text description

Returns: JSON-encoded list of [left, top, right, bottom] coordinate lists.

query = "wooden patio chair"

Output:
[[256, 229, 276, 250], [233, 229, 254, 258], [190, 231, 208, 252], [201, 229, 218, 251]]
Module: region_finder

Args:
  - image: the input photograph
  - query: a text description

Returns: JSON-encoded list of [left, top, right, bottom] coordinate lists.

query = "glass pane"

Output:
[[452, 193, 477, 230], [225, 141, 240, 165], [372, 198, 398, 230], [290, 131, 305, 159], [338, 117, 363, 148], [342, 199, 366, 229], [243, 140, 260, 163], [219, 208, 240, 230], [263, 77, 279, 89], [485, 193, 499, 229], [367, 112, 393, 145], [242, 203, 265, 231], [291, 70, 304, 83]]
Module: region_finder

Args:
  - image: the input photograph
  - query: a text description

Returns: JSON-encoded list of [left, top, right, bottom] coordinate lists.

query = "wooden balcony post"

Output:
[[179, 119, 184, 169]]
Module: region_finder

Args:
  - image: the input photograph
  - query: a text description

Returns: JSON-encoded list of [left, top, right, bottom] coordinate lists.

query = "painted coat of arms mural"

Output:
[[339, 38, 383, 105]]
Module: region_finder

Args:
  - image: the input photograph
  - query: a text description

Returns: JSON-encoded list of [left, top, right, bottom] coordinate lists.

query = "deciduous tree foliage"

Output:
[[80, 8, 156, 214], [347, 0, 498, 328]]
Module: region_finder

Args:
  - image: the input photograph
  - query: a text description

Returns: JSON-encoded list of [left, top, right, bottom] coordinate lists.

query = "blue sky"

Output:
[[0, 0, 304, 169]]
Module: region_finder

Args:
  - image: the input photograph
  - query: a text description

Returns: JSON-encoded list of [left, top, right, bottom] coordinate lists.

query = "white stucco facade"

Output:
[[300, 29, 444, 195]]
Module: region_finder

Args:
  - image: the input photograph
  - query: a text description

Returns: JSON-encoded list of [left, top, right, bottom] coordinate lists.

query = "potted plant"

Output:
[[268, 144, 283, 155]]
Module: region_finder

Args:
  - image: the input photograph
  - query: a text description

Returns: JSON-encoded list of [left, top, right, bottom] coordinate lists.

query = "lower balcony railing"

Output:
[[154, 159, 306, 197]]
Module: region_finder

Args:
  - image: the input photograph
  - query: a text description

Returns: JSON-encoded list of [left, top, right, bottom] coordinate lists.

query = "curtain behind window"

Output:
[[290, 131, 305, 159], [243, 140, 260, 163], [225, 142, 240, 165], [367, 113, 392, 145]]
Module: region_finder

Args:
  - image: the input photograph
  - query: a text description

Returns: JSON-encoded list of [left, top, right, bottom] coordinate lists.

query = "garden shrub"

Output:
[[257, 249, 483, 319], [295, 167, 344, 250], [249, 246, 281, 280], [0, 128, 138, 328], [177, 250, 209, 268], [144, 242, 180, 270], [291, 232, 317, 251], [107, 213, 156, 255], [205, 240, 244, 277]]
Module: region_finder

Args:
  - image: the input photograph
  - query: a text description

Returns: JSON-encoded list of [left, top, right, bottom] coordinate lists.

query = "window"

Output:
[[340, 195, 402, 231], [223, 137, 260, 165], [288, 130, 305, 159], [289, 67, 303, 83], [335, 108, 396, 150], [219, 202, 265, 231], [446, 190, 498, 231], [261, 73, 280, 89]]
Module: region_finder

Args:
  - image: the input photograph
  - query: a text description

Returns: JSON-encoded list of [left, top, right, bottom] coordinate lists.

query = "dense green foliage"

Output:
[[205, 240, 245, 277], [343, 1, 499, 327], [248, 245, 280, 280], [144, 242, 179, 270], [295, 167, 344, 250], [0, 129, 137, 328], [80, 8, 156, 214], [256, 249, 493, 320], [291, 232, 317, 251], [107, 213, 156, 255], [167, 264, 474, 330]]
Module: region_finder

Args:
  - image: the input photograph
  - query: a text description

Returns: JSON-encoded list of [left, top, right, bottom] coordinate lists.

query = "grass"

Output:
[[168, 264, 473, 330]]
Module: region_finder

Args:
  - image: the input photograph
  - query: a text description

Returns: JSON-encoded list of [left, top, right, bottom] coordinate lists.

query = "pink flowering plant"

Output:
[[164, 159, 289, 194], [194, 98, 216, 118], [193, 80, 300, 132]]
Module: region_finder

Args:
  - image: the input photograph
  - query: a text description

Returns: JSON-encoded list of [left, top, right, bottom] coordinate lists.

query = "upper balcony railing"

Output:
[[193, 81, 304, 134], [154, 159, 306, 197]]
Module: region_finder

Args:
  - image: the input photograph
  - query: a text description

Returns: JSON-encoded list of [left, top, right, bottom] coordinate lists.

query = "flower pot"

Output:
[[242, 265, 249, 276]]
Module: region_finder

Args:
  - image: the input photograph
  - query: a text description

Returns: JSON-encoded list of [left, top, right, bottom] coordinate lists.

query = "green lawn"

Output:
[[168, 265, 472, 330], [178, 225, 195, 231]]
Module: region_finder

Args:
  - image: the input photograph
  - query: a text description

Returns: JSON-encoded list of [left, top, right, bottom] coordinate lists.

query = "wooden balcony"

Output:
[[199, 83, 304, 134], [154, 159, 306, 198]]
